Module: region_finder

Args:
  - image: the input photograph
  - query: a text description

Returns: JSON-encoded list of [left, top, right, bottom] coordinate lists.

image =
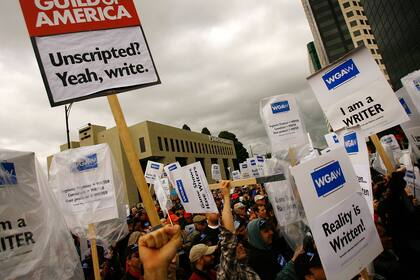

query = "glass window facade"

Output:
[[310, 0, 355, 62], [361, 0, 420, 89]]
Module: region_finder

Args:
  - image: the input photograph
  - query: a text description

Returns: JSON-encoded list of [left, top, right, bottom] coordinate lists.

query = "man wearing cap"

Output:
[[189, 215, 209, 246], [122, 244, 144, 280], [254, 194, 266, 206], [234, 202, 248, 225], [189, 244, 217, 280]]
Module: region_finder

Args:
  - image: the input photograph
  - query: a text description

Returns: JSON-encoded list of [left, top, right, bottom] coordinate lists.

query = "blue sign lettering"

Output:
[[75, 153, 97, 172], [0, 162, 17, 185], [322, 59, 360, 90], [176, 180, 189, 203], [344, 132, 359, 154], [399, 98, 412, 115], [271, 101, 290, 114], [168, 164, 178, 171], [311, 161, 346, 197], [333, 134, 339, 143], [151, 163, 160, 170]]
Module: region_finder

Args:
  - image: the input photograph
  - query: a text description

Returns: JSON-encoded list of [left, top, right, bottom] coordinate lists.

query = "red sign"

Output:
[[19, 0, 140, 37]]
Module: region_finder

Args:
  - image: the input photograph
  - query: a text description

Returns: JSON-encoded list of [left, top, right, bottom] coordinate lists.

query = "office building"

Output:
[[302, 0, 389, 80], [49, 121, 237, 205], [360, 0, 420, 89]]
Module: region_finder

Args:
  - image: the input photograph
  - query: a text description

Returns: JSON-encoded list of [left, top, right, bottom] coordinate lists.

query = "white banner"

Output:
[[1, 150, 83, 280], [232, 170, 241, 180], [211, 164, 222, 181], [49, 144, 119, 227], [401, 69, 420, 115], [247, 158, 261, 178], [260, 94, 308, 152], [164, 162, 181, 187], [324, 132, 340, 149], [154, 178, 172, 211], [307, 47, 409, 136], [172, 162, 218, 213], [145, 161, 164, 184], [256, 155, 266, 177], [291, 148, 382, 280]]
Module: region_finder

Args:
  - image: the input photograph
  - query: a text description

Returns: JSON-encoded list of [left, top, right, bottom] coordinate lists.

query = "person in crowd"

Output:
[[189, 215, 209, 246], [254, 194, 266, 206], [293, 252, 326, 280], [204, 213, 221, 246], [247, 218, 293, 280], [179, 211, 194, 229], [253, 204, 268, 219], [138, 224, 182, 280], [188, 244, 218, 280], [242, 193, 253, 209], [234, 202, 248, 224], [122, 244, 144, 280], [217, 180, 261, 280]]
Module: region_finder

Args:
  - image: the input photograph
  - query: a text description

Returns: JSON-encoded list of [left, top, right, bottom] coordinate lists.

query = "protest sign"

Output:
[[324, 132, 340, 149], [380, 134, 402, 163], [160, 177, 171, 197], [247, 158, 261, 177], [0, 149, 83, 280], [19, 0, 160, 107], [154, 178, 172, 211], [144, 161, 164, 184], [164, 162, 182, 187], [239, 162, 251, 179], [291, 148, 382, 280], [232, 170, 241, 180], [260, 94, 308, 152], [49, 144, 128, 247], [256, 155, 266, 176], [307, 47, 408, 136], [401, 70, 420, 115], [172, 162, 218, 213], [336, 127, 373, 215], [211, 164, 222, 181]]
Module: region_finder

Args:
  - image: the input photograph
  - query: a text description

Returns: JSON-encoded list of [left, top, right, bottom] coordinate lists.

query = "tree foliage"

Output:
[[218, 131, 249, 164], [201, 127, 211, 135], [182, 124, 191, 131]]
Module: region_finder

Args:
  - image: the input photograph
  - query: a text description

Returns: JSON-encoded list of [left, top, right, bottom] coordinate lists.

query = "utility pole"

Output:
[[65, 103, 73, 149]]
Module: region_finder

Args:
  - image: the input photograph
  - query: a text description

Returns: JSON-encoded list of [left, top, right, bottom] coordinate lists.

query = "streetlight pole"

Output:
[[65, 103, 73, 149]]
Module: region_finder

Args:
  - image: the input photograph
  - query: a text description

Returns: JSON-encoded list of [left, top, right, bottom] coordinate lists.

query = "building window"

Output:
[[170, 139, 175, 152], [186, 141, 190, 153], [175, 139, 180, 152], [205, 144, 209, 154], [353, 30, 361, 37], [367, 38, 372, 44], [198, 143, 202, 154], [157, 137, 163, 151], [363, 29, 368, 34], [343, 2, 350, 8], [194, 142, 198, 154], [350, 20, 357, 27], [190, 142, 194, 153], [356, 10, 361, 16], [357, 40, 364, 46], [212, 145, 215, 154], [346, 11, 354, 18], [370, 49, 376, 55], [164, 138, 169, 151], [181, 140, 185, 153], [139, 137, 146, 153], [353, 1, 358, 6]]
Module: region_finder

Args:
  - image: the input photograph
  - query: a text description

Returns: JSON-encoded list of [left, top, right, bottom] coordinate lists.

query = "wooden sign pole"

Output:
[[88, 224, 101, 280], [107, 94, 160, 227], [288, 146, 297, 167], [370, 134, 395, 174]]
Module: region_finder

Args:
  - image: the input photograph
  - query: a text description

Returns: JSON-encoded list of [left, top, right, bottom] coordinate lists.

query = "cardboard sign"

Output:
[[232, 170, 241, 180], [19, 0, 160, 106], [380, 134, 402, 163], [256, 155, 266, 177], [164, 162, 181, 187], [211, 164, 222, 181], [247, 158, 261, 178], [336, 127, 373, 215], [324, 132, 340, 149], [0, 149, 83, 279], [401, 70, 420, 115], [239, 162, 251, 179], [172, 162, 218, 213], [260, 94, 307, 152], [49, 144, 119, 227], [291, 148, 382, 280], [307, 47, 408, 136], [154, 178, 172, 211], [145, 161, 164, 184]]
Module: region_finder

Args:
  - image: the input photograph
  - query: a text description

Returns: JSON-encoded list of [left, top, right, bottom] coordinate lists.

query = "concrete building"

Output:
[[360, 0, 420, 90], [301, 0, 389, 80], [49, 121, 237, 205]]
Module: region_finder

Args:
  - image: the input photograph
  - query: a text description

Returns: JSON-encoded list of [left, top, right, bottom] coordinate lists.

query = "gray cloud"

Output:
[[0, 0, 328, 170]]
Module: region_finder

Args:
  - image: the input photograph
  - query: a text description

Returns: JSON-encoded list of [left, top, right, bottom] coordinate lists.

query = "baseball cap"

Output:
[[234, 202, 245, 211], [254, 195, 265, 202], [189, 244, 217, 262], [193, 215, 206, 223]]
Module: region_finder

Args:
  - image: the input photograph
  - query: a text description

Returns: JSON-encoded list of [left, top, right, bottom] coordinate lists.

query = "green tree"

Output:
[[218, 131, 249, 165], [201, 127, 211, 135], [182, 124, 191, 131]]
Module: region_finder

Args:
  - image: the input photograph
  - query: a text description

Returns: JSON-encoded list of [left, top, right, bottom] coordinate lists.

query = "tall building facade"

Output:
[[361, 0, 420, 90], [302, 0, 388, 80], [49, 121, 237, 205]]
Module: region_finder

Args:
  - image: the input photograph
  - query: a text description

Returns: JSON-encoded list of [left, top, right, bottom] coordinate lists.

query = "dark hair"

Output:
[[126, 244, 139, 259]]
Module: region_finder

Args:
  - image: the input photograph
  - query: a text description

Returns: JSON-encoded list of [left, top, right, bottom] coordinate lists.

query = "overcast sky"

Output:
[[0, 0, 329, 170]]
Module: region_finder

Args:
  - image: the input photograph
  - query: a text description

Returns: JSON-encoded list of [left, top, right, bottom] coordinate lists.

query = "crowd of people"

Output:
[[77, 167, 420, 280]]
